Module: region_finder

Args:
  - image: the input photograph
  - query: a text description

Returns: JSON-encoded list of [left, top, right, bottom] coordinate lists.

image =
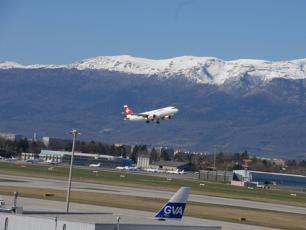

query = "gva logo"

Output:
[[164, 205, 183, 216]]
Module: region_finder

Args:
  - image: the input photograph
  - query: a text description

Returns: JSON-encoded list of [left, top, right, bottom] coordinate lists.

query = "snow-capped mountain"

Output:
[[1, 55, 306, 158], [1, 55, 306, 85]]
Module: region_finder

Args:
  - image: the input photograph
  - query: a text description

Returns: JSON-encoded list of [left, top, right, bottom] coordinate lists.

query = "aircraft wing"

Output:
[[133, 113, 149, 118]]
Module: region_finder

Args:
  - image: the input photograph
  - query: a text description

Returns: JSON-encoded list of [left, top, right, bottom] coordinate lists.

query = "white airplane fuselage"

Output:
[[123, 105, 178, 123], [89, 163, 101, 167]]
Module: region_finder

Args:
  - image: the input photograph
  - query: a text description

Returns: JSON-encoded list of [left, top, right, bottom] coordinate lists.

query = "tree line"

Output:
[[0, 138, 44, 157], [1, 137, 306, 175]]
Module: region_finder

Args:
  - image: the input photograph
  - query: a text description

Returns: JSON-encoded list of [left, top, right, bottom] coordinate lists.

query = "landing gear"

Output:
[[146, 120, 150, 123], [156, 120, 160, 124]]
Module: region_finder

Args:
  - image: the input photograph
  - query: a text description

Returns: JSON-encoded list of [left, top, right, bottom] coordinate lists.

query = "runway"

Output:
[[1, 195, 279, 230], [1, 174, 306, 215]]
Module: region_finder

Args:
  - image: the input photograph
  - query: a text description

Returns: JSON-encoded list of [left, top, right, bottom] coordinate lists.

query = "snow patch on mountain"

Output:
[[0, 61, 63, 69], [0, 61, 26, 69], [1, 56, 306, 85]]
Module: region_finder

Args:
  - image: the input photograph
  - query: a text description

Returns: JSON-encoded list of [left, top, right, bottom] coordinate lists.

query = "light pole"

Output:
[[213, 146, 216, 170], [66, 129, 80, 213], [116, 216, 121, 230]]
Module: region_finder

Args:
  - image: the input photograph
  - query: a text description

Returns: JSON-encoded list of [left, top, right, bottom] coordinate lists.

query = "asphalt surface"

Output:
[[1, 195, 280, 230], [0, 174, 306, 215]]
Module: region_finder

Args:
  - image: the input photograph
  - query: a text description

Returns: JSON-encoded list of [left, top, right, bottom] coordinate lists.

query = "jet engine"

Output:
[[148, 114, 157, 120]]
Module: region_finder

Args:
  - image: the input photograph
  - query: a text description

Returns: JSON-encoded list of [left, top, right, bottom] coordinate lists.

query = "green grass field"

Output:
[[1, 186, 306, 230], [1, 161, 306, 229], [1, 161, 306, 207]]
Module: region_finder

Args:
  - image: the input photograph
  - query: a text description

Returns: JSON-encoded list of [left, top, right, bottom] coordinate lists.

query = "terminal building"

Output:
[[136, 154, 191, 171], [0, 212, 221, 230], [149, 160, 191, 171], [199, 170, 233, 182], [233, 170, 306, 188], [39, 150, 133, 168]]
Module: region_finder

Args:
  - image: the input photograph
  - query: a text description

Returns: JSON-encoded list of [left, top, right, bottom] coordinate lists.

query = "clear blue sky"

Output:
[[1, 0, 306, 64]]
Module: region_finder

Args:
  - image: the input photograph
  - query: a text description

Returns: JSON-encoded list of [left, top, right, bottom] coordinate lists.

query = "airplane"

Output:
[[166, 169, 185, 174], [115, 166, 139, 171], [115, 166, 125, 170], [143, 168, 164, 173], [123, 105, 179, 124], [154, 187, 190, 221], [45, 159, 58, 165], [89, 162, 101, 167]]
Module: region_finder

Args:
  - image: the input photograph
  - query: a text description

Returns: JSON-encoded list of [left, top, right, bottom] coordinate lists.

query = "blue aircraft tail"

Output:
[[154, 187, 190, 220]]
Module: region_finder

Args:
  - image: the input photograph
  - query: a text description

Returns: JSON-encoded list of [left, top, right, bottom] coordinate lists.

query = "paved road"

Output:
[[0, 174, 306, 215], [1, 195, 280, 230]]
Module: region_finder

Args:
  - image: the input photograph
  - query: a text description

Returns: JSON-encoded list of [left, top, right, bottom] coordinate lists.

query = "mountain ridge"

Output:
[[1, 56, 306, 158], [1, 55, 306, 85]]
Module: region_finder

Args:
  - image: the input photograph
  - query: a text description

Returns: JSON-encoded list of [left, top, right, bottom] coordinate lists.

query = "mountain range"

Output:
[[1, 55, 306, 159]]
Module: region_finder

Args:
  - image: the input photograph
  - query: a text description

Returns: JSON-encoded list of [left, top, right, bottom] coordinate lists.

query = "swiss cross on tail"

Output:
[[123, 105, 133, 115], [154, 187, 190, 221]]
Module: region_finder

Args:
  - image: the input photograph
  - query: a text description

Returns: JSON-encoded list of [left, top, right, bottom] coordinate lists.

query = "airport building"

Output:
[[199, 170, 233, 182], [0, 213, 221, 230], [233, 170, 306, 188], [136, 153, 150, 168], [21, 152, 36, 161], [39, 150, 132, 168], [136, 153, 191, 171], [149, 160, 191, 171]]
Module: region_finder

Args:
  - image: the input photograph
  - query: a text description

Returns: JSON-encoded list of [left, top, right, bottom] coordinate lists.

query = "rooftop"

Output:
[[151, 160, 188, 167]]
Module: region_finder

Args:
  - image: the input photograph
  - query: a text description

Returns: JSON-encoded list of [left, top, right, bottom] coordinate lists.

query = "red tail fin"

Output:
[[123, 105, 133, 115]]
